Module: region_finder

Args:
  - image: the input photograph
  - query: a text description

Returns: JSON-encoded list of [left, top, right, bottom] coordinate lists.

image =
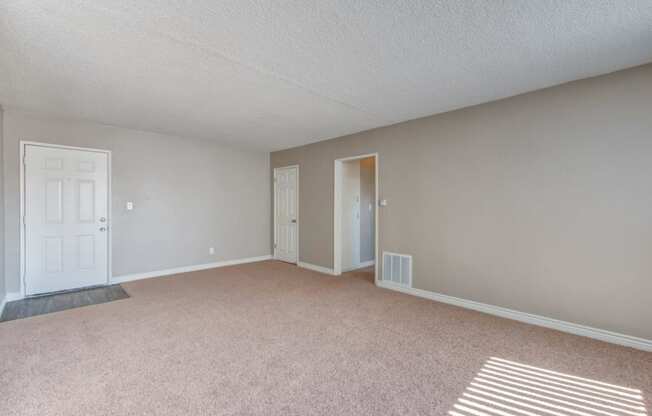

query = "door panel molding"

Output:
[[20, 141, 112, 298], [273, 165, 299, 264]]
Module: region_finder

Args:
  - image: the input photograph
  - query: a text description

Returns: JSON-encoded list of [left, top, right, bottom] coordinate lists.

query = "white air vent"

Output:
[[382, 252, 412, 287]]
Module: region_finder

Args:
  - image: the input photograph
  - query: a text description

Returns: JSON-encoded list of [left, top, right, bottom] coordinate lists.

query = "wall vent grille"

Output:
[[382, 252, 412, 287]]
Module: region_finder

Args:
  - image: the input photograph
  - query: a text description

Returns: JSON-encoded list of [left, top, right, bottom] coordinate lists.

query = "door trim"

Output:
[[333, 153, 379, 284], [19, 141, 112, 299], [273, 164, 299, 264]]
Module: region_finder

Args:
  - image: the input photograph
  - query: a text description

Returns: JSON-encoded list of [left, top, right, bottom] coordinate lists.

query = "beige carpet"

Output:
[[343, 265, 375, 284], [1, 260, 650, 415]]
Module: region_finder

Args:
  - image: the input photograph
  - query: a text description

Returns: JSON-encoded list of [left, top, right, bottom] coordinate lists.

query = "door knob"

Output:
[[99, 227, 107, 232], [291, 219, 297, 223], [99, 217, 106, 222]]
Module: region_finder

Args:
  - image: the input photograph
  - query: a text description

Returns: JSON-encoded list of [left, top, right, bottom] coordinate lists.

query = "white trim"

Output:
[[111, 255, 272, 284], [19, 141, 112, 298], [333, 153, 379, 285], [333, 161, 342, 274], [377, 281, 652, 352], [273, 165, 299, 264], [342, 260, 375, 272], [298, 261, 336, 276], [20, 141, 111, 154], [5, 292, 24, 302]]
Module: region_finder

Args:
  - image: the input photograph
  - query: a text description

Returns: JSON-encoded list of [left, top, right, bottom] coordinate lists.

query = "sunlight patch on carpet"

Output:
[[449, 357, 647, 416]]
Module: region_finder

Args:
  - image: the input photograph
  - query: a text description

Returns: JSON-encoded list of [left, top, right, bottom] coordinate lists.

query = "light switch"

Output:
[[126, 201, 134, 211], [379, 199, 388, 207]]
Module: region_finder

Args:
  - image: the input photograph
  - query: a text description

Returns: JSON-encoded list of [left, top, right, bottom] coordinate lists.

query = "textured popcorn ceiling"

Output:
[[1, 1, 651, 151]]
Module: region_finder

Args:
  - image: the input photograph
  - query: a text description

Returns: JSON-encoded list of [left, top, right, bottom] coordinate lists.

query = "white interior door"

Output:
[[274, 166, 298, 263], [341, 161, 360, 271], [24, 144, 109, 295]]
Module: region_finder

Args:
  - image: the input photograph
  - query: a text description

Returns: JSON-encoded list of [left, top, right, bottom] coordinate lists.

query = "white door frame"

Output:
[[19, 141, 112, 299], [273, 164, 299, 264], [334, 153, 379, 283]]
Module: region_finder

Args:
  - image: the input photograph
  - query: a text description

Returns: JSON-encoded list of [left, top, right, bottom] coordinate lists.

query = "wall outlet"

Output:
[[209, 247, 215, 255], [126, 201, 134, 210]]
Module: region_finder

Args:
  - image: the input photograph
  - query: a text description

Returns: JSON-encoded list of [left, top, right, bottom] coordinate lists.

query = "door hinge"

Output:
[[22, 214, 26, 226], [22, 153, 27, 166]]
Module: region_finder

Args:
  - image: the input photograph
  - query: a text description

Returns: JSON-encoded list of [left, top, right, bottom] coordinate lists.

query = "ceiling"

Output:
[[1, 1, 651, 151]]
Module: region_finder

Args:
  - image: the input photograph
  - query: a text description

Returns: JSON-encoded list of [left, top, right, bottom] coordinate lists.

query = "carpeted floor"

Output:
[[343, 265, 375, 284], [0, 260, 650, 415]]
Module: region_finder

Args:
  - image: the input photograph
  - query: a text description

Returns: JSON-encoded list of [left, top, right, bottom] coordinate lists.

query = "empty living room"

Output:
[[1, 2, 651, 415]]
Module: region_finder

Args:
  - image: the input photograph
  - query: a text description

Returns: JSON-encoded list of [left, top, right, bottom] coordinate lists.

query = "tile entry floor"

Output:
[[0, 284, 129, 322]]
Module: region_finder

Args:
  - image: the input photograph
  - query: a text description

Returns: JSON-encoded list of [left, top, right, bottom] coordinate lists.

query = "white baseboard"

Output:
[[376, 281, 652, 352], [1, 291, 25, 315], [4, 256, 273, 302], [112, 255, 272, 284], [343, 260, 375, 272], [5, 292, 24, 302], [298, 261, 336, 275]]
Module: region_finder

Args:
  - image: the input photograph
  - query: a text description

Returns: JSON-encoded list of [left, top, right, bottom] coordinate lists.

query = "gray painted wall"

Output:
[[271, 64, 652, 339], [359, 157, 375, 263], [3, 109, 271, 294]]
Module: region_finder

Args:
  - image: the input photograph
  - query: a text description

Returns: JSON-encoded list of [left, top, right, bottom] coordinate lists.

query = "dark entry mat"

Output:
[[1, 285, 130, 322]]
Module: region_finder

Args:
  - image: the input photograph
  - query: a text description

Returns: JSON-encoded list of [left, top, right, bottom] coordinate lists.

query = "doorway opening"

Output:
[[334, 153, 378, 284]]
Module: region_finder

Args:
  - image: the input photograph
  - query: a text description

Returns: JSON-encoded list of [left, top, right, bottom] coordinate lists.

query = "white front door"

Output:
[[274, 166, 298, 263], [24, 144, 110, 295]]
